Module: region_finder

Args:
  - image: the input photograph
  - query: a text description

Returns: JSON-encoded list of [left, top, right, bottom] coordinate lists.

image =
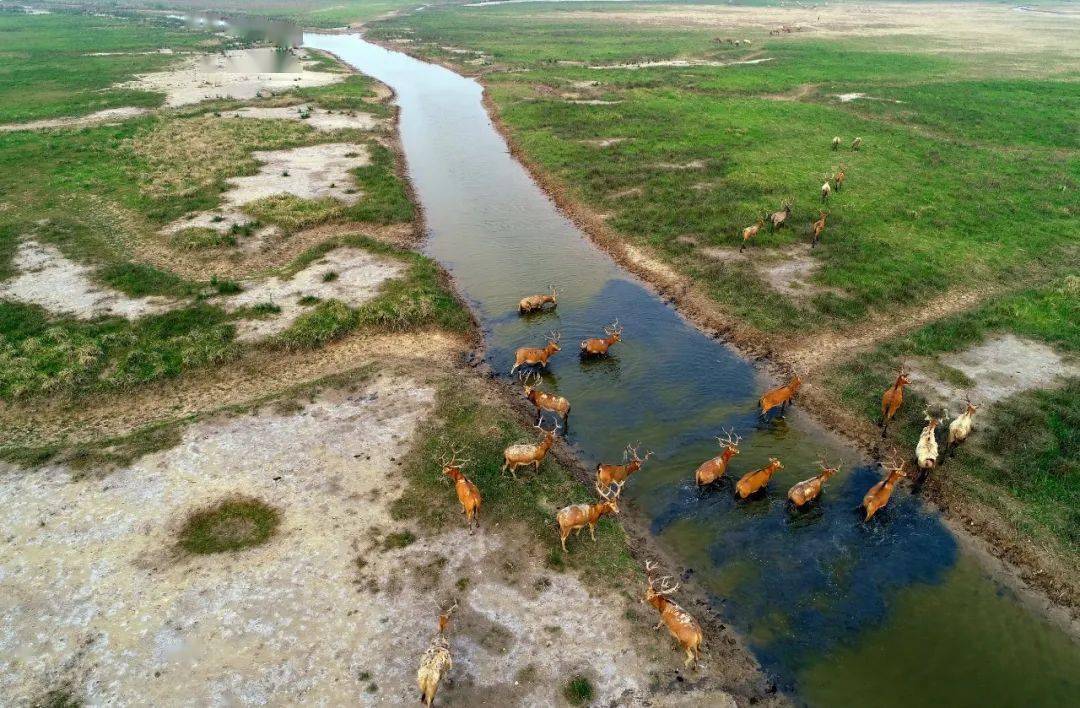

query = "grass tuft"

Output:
[[562, 675, 595, 706], [178, 496, 281, 555]]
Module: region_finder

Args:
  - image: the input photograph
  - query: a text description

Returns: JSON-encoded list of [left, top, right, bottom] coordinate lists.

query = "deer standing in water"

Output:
[[879, 366, 910, 436], [441, 447, 480, 531], [759, 371, 802, 418], [863, 455, 906, 521], [915, 409, 940, 480], [556, 481, 622, 552], [736, 457, 783, 498], [769, 200, 792, 231], [417, 602, 456, 707], [947, 394, 978, 453], [521, 372, 570, 425], [694, 428, 741, 486], [511, 330, 561, 373], [644, 560, 703, 668], [501, 422, 559, 479], [597, 443, 653, 489], [580, 319, 622, 357], [740, 217, 764, 252], [788, 455, 839, 507], [518, 286, 558, 314], [810, 210, 827, 248]]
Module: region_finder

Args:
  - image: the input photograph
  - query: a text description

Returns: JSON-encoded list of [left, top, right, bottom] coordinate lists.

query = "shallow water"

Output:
[[305, 32, 1080, 705]]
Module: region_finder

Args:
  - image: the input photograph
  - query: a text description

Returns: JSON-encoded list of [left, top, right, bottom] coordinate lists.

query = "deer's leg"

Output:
[[561, 533, 568, 553], [589, 523, 596, 542], [653, 621, 664, 631]]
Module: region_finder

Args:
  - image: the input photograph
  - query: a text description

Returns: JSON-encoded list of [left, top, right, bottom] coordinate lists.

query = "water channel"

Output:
[[301, 32, 1079, 707]]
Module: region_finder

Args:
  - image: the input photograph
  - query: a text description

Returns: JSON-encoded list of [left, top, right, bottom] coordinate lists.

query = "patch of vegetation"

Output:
[[99, 261, 195, 298], [31, 683, 81, 708], [295, 74, 392, 117], [169, 227, 237, 251], [242, 194, 343, 233], [344, 142, 414, 224], [178, 496, 281, 554], [562, 675, 595, 706], [382, 530, 416, 550]]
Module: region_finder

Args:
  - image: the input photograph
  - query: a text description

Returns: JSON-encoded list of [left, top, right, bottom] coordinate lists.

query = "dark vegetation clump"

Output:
[[178, 496, 281, 554], [562, 675, 595, 706]]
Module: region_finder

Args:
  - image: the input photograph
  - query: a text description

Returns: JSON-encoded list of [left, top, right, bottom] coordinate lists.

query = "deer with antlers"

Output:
[[521, 372, 570, 425], [519, 286, 558, 314], [833, 166, 846, 191], [417, 602, 456, 707], [644, 560, 703, 668], [788, 455, 840, 507], [769, 200, 792, 231], [736, 457, 784, 498], [556, 481, 622, 552], [863, 455, 907, 521], [759, 371, 803, 418], [694, 429, 741, 486], [946, 394, 978, 453], [597, 443, 653, 489], [880, 366, 910, 436], [810, 210, 828, 248], [441, 447, 480, 531], [915, 408, 940, 479], [580, 319, 623, 357], [740, 217, 764, 252], [501, 422, 559, 479], [511, 330, 561, 373]]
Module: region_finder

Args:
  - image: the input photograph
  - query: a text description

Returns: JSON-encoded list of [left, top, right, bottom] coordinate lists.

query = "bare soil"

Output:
[[0, 107, 150, 132], [218, 104, 384, 132]]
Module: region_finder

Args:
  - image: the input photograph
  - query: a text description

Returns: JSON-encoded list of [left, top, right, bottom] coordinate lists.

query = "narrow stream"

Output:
[[305, 33, 1080, 706]]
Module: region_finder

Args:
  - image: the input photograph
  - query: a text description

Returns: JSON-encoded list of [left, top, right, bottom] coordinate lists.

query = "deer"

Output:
[[580, 319, 622, 357], [511, 330, 561, 373], [769, 200, 792, 231], [417, 602, 456, 707], [788, 455, 839, 507], [946, 394, 978, 453], [501, 422, 559, 479], [521, 371, 570, 425], [740, 217, 764, 252], [833, 166, 846, 191], [879, 366, 910, 436], [810, 210, 827, 248], [759, 371, 802, 418], [831, 136, 841, 151], [644, 560, 703, 668], [851, 137, 862, 151], [556, 480, 622, 552], [863, 455, 907, 521], [518, 285, 557, 314], [441, 447, 480, 531], [597, 443, 653, 488], [820, 176, 832, 202], [694, 428, 741, 486], [736, 457, 783, 498], [915, 409, 940, 479]]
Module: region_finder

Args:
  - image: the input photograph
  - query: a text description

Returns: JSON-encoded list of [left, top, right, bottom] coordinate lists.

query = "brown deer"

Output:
[[644, 560, 703, 668], [519, 285, 557, 314], [521, 372, 570, 425], [441, 447, 480, 531], [810, 210, 827, 248], [833, 166, 846, 191], [501, 422, 559, 479], [915, 409, 940, 480], [759, 371, 802, 417], [740, 217, 764, 252], [597, 443, 653, 488], [736, 457, 784, 498], [769, 200, 792, 231], [580, 319, 622, 357], [556, 481, 622, 552], [511, 330, 561, 373], [946, 394, 978, 453], [879, 366, 910, 436], [863, 455, 906, 521], [694, 428, 741, 486], [788, 455, 839, 507], [417, 602, 456, 707]]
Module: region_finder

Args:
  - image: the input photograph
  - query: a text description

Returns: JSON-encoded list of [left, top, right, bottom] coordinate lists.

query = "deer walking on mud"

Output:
[[759, 371, 802, 418], [880, 367, 910, 436], [417, 602, 456, 707], [736, 457, 784, 498], [694, 429, 741, 486], [580, 319, 623, 357], [556, 481, 622, 552], [521, 372, 570, 426], [788, 456, 840, 508], [501, 422, 559, 479], [518, 286, 557, 314], [915, 409, 940, 481], [596, 443, 652, 489], [441, 447, 480, 531], [644, 561, 703, 668], [511, 330, 561, 373], [863, 455, 906, 521]]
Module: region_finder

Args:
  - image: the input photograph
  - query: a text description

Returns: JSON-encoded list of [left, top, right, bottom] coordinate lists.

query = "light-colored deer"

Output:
[[580, 319, 623, 357], [769, 200, 792, 231], [694, 428, 741, 486], [521, 371, 570, 425], [501, 422, 559, 479], [740, 217, 764, 252], [736, 457, 784, 498], [831, 136, 841, 151], [417, 602, 456, 707], [863, 455, 906, 521], [556, 481, 622, 552], [441, 447, 480, 531], [851, 137, 862, 151], [518, 286, 557, 314], [788, 455, 839, 507], [597, 443, 652, 488], [644, 560, 703, 668], [915, 409, 940, 477], [947, 394, 978, 452], [821, 176, 832, 201], [511, 330, 561, 373]]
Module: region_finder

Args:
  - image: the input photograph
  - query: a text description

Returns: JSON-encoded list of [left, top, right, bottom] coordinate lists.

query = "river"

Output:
[[303, 32, 1080, 707]]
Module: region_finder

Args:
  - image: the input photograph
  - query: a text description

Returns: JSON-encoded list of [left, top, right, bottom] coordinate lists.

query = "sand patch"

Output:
[[217, 104, 383, 132], [653, 159, 707, 170], [0, 241, 173, 320], [120, 47, 344, 107], [583, 137, 628, 148], [223, 246, 404, 341], [907, 335, 1080, 411], [700, 245, 837, 298], [589, 57, 772, 70], [564, 99, 622, 105], [609, 186, 644, 199], [833, 92, 903, 104], [0, 107, 150, 133]]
